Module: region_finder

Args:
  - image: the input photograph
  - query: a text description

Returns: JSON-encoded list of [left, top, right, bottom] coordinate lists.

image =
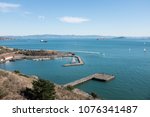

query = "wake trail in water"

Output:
[[73, 50, 100, 54], [56, 50, 100, 55]]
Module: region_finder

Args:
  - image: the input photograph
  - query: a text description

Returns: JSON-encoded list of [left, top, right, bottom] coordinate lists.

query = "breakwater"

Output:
[[64, 56, 84, 67]]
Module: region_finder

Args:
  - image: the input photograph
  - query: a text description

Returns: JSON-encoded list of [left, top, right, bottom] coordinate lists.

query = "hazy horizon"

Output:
[[1, 34, 150, 38]]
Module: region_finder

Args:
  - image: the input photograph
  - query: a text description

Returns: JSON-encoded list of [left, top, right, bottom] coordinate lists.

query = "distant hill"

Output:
[[2, 34, 150, 40], [0, 37, 14, 40], [2, 34, 115, 40]]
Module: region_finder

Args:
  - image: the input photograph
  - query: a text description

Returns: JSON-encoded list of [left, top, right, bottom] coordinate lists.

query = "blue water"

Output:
[[0, 38, 150, 100]]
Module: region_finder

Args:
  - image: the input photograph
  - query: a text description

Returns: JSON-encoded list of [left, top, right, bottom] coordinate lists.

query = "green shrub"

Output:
[[66, 85, 74, 91], [90, 92, 98, 99], [21, 79, 55, 100], [13, 70, 20, 74]]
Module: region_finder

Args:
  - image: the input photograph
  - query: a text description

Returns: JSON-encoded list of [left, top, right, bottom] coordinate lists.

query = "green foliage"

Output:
[[21, 79, 55, 100], [13, 70, 20, 74], [19, 50, 55, 56], [90, 92, 98, 99], [13, 70, 29, 77], [66, 85, 74, 91]]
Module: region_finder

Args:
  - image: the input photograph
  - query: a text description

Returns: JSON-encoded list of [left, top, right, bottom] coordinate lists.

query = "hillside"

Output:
[[0, 69, 95, 100]]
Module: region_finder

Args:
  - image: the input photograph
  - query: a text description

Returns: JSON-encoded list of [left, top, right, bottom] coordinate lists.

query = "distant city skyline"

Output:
[[0, 0, 150, 36]]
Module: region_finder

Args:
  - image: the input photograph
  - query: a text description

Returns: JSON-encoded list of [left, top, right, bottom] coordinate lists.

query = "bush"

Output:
[[90, 92, 98, 99], [13, 70, 20, 74], [21, 79, 55, 100], [65, 85, 74, 91]]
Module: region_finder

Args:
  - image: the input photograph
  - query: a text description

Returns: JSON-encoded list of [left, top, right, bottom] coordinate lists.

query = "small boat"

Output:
[[33, 59, 39, 61], [102, 53, 105, 57], [71, 57, 76, 63], [128, 48, 131, 52], [5, 60, 10, 63], [144, 48, 147, 52], [40, 40, 48, 43]]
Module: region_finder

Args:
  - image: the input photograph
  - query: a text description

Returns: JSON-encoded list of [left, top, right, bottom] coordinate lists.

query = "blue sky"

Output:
[[0, 0, 150, 36]]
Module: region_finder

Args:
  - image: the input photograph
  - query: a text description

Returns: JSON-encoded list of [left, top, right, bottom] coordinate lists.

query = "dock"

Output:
[[64, 73, 115, 87], [64, 56, 84, 67]]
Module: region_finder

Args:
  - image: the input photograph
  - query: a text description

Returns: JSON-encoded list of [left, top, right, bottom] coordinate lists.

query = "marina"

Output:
[[63, 56, 84, 67]]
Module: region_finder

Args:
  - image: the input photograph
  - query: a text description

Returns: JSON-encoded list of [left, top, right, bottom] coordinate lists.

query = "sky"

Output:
[[0, 0, 150, 36]]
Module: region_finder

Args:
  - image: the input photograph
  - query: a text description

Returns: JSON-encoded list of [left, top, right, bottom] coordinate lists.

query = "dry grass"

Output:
[[0, 69, 96, 100], [0, 69, 34, 100], [55, 85, 94, 100]]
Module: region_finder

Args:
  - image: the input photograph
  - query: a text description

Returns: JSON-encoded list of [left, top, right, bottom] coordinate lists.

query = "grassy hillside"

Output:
[[0, 69, 95, 100]]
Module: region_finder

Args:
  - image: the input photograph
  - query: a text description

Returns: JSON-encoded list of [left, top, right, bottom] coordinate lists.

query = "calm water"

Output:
[[0, 38, 150, 100]]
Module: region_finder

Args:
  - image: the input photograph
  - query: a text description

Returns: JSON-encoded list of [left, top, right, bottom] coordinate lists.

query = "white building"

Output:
[[4, 55, 14, 61], [0, 54, 14, 62], [0, 57, 4, 62]]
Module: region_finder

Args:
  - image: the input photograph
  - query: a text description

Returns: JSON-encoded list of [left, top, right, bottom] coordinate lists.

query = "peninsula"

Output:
[[0, 46, 75, 63]]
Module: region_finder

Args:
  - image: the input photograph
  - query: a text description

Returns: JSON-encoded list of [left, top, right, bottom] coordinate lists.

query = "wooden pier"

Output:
[[64, 73, 115, 87], [64, 56, 84, 67]]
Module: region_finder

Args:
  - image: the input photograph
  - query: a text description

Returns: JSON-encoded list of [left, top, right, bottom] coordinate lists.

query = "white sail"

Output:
[[72, 57, 76, 63]]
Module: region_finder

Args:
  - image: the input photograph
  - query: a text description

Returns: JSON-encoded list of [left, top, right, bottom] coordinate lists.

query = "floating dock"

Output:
[[64, 73, 115, 87], [64, 56, 84, 67]]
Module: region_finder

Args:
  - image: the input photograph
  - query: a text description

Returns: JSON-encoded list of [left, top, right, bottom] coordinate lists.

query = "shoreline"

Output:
[[0, 46, 96, 100], [0, 69, 96, 100], [0, 46, 75, 63]]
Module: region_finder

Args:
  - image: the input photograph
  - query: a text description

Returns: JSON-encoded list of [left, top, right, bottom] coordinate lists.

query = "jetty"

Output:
[[64, 73, 115, 87], [64, 56, 84, 67]]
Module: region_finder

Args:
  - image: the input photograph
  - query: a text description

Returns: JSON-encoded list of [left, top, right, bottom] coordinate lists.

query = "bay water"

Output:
[[0, 38, 150, 100]]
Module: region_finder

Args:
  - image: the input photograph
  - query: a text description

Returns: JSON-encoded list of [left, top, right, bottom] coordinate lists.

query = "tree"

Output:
[[22, 79, 55, 100], [90, 92, 98, 99], [65, 85, 74, 91], [13, 70, 20, 74]]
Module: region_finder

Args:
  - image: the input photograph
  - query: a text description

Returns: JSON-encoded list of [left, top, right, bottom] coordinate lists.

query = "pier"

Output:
[[64, 56, 84, 67], [64, 73, 115, 87]]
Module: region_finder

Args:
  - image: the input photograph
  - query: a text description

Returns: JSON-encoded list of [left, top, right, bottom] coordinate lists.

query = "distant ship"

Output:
[[96, 37, 105, 40], [116, 36, 125, 39], [40, 40, 48, 43]]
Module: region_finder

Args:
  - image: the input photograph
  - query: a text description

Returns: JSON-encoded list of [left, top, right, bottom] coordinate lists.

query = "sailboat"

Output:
[[144, 48, 147, 52], [40, 40, 48, 43], [71, 57, 76, 63], [128, 48, 131, 52]]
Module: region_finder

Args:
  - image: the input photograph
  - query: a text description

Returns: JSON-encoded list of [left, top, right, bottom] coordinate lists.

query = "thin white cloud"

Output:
[[38, 15, 46, 20], [59, 16, 89, 23], [0, 2, 20, 12], [24, 11, 32, 15]]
